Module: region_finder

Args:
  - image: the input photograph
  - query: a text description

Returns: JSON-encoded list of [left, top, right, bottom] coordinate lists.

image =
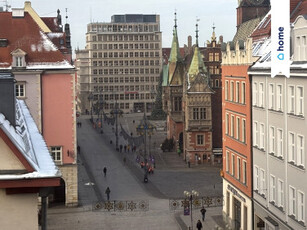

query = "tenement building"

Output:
[[77, 14, 162, 114], [221, 0, 270, 229], [250, 1, 307, 229]]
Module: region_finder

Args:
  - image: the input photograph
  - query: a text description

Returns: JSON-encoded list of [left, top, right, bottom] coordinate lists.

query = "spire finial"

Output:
[[211, 22, 216, 42], [65, 8, 68, 23], [196, 18, 200, 46], [174, 10, 177, 29]]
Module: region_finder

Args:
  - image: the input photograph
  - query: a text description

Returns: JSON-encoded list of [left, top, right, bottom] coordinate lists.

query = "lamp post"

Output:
[[88, 92, 93, 122], [184, 190, 199, 230], [110, 96, 123, 150], [136, 113, 155, 183], [97, 96, 104, 129]]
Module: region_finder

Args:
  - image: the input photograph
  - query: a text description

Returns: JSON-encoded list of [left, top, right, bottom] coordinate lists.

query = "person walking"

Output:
[[196, 219, 203, 230], [103, 167, 107, 177], [105, 187, 111, 201], [200, 206, 207, 221]]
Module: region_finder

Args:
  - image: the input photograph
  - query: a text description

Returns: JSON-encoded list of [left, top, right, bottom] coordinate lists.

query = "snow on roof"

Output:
[[26, 60, 74, 70], [0, 100, 60, 180]]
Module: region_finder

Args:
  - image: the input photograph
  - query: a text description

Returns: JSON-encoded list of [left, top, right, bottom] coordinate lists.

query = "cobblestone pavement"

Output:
[[47, 113, 224, 230]]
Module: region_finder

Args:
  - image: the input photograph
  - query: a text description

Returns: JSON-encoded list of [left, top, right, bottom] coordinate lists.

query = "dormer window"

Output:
[[16, 56, 23, 67], [11, 48, 27, 68]]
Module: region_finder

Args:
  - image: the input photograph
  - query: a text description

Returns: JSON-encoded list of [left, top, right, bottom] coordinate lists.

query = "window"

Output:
[[277, 180, 284, 208], [215, 79, 219, 87], [260, 123, 265, 149], [50, 146, 62, 163], [289, 186, 296, 216], [259, 82, 264, 107], [289, 132, 295, 163], [232, 154, 235, 176], [200, 108, 207, 120], [236, 81, 240, 103], [230, 81, 234, 101], [16, 82, 25, 97], [297, 86, 304, 116], [226, 113, 229, 135], [260, 169, 265, 195], [225, 80, 229, 100], [174, 97, 182, 111], [193, 108, 199, 120], [253, 82, 258, 105], [242, 119, 246, 143], [277, 129, 283, 158], [288, 85, 295, 114], [242, 82, 246, 104], [197, 135, 204, 145], [297, 135, 304, 167], [231, 115, 234, 137], [15, 56, 23, 67], [254, 166, 259, 190], [269, 83, 274, 110], [276, 84, 283, 111], [237, 158, 241, 180], [270, 175, 276, 202], [269, 126, 275, 153], [298, 191, 305, 222], [243, 160, 247, 184], [253, 121, 258, 146], [236, 117, 240, 140], [226, 151, 230, 172]]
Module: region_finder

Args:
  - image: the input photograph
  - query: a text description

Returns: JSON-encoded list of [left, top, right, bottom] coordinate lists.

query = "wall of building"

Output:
[[0, 137, 25, 170], [14, 73, 42, 132], [223, 180, 253, 230], [60, 164, 78, 206], [42, 72, 76, 164], [0, 189, 38, 230]]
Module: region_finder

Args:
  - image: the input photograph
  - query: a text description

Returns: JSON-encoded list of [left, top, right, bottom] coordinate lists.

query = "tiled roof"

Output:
[[41, 17, 61, 32], [162, 48, 185, 64], [233, 17, 263, 43], [0, 12, 70, 68], [251, 0, 307, 42]]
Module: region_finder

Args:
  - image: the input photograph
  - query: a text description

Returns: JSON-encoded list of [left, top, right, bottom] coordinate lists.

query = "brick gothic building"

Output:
[[162, 17, 215, 164]]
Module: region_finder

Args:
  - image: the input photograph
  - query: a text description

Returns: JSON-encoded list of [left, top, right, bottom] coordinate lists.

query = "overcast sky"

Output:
[[9, 0, 237, 51]]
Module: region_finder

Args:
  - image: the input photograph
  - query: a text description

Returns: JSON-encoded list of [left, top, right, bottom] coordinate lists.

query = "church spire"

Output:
[[211, 23, 216, 42], [188, 23, 206, 77], [168, 11, 182, 63]]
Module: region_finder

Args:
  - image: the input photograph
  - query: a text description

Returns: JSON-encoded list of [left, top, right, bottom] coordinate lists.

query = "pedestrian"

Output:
[[120, 145, 123, 153], [200, 206, 207, 221], [124, 145, 127, 153], [103, 167, 107, 177], [127, 145, 130, 153], [188, 161, 191, 168], [196, 220, 203, 230], [105, 187, 111, 201]]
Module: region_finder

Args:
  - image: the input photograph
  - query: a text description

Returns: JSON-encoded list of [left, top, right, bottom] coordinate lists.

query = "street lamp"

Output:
[[88, 92, 94, 122], [110, 97, 123, 150], [184, 190, 199, 230], [136, 113, 156, 183]]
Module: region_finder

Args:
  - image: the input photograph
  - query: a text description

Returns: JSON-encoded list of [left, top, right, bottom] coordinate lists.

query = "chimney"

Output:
[[0, 73, 16, 127]]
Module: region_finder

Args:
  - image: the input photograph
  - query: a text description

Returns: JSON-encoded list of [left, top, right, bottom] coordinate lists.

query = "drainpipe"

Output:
[[39, 187, 52, 230]]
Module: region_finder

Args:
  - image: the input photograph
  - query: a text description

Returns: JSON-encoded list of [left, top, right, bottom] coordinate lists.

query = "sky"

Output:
[[8, 0, 238, 51]]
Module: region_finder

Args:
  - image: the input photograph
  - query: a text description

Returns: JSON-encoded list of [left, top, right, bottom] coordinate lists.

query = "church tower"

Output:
[[162, 12, 186, 149], [183, 24, 214, 165]]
